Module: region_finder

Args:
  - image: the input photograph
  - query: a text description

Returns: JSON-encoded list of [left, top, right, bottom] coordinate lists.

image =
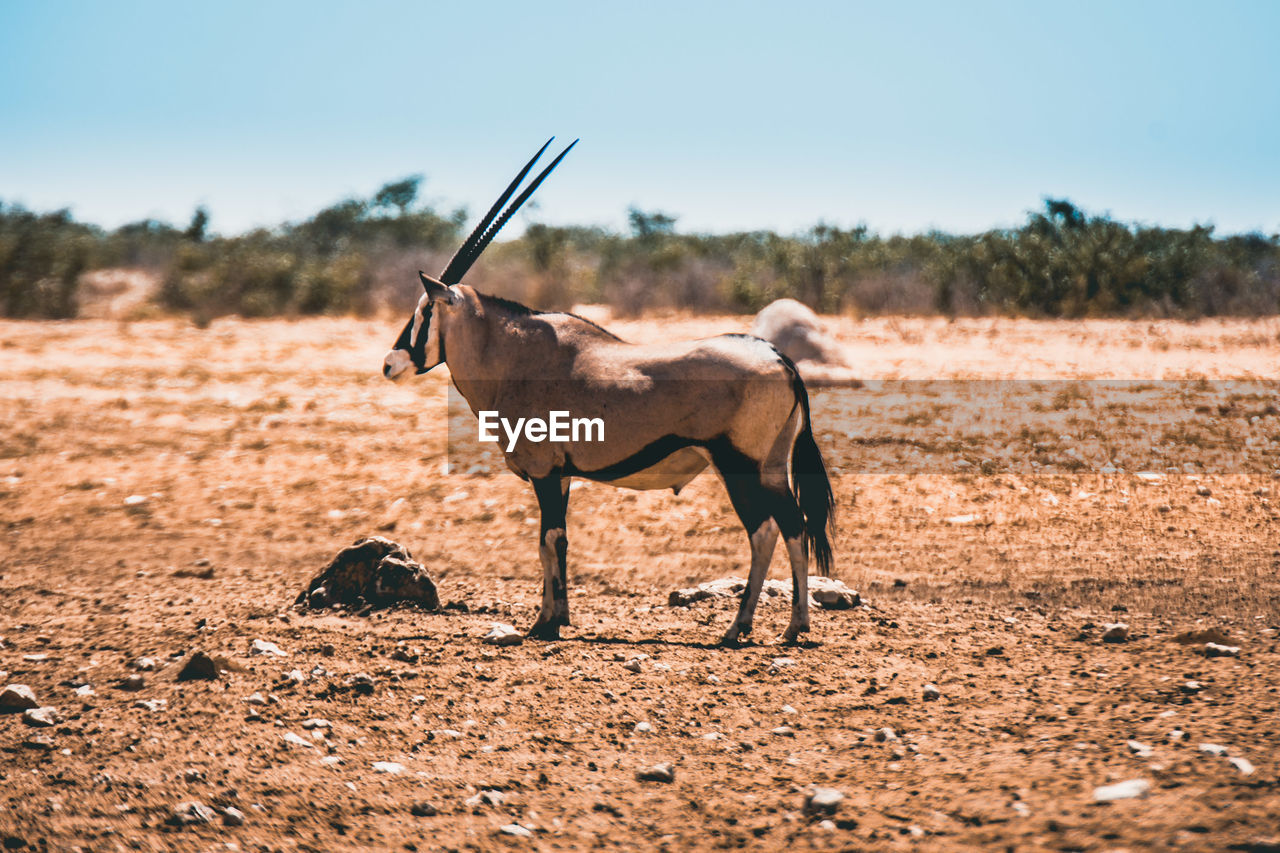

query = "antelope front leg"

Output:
[[528, 475, 571, 640], [782, 536, 810, 643], [722, 519, 779, 646]]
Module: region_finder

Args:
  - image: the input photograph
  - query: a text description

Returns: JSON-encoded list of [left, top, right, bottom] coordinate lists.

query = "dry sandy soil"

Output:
[[1, 312, 1278, 852]]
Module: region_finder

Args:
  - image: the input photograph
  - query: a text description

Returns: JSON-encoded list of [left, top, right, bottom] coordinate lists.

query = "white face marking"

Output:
[[410, 292, 431, 347], [383, 348, 413, 381]]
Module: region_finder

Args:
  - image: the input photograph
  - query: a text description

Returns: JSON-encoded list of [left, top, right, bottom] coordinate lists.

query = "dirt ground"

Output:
[[1, 312, 1278, 852]]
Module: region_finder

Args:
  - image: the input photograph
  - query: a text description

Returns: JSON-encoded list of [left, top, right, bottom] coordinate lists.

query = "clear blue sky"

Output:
[[2, 1, 1277, 238]]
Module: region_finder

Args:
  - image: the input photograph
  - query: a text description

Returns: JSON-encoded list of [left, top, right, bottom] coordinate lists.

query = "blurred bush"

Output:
[[2, 190, 1277, 320]]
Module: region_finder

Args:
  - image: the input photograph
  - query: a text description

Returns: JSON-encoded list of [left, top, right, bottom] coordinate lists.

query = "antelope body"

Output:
[[383, 140, 835, 644]]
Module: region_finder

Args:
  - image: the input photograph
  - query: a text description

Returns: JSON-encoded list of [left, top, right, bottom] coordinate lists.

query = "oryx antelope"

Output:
[[383, 140, 835, 644]]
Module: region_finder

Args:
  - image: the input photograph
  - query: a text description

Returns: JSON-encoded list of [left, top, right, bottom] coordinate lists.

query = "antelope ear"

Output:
[[418, 271, 458, 305]]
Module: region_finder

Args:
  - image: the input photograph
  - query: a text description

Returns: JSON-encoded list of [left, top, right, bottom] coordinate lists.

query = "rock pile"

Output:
[[295, 536, 439, 611]]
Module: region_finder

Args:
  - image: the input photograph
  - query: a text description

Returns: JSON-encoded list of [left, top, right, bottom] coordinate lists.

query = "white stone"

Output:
[[1204, 642, 1240, 657], [1101, 623, 1130, 643], [0, 684, 39, 711], [499, 824, 533, 838], [1126, 740, 1153, 758], [250, 639, 287, 657], [805, 786, 844, 815], [372, 761, 404, 774], [1093, 779, 1151, 802], [280, 732, 313, 749], [482, 624, 523, 647]]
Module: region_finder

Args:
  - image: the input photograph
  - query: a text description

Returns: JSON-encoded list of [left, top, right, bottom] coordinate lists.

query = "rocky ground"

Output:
[[1, 313, 1278, 851]]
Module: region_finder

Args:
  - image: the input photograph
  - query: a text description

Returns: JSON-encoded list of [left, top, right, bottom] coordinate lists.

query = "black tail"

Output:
[[783, 358, 835, 576]]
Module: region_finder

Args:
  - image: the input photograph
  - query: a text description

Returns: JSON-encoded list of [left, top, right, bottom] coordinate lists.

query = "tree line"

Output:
[[2, 178, 1276, 320]]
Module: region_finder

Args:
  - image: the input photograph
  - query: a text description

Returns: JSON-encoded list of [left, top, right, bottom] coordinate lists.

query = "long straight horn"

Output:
[[438, 138, 555, 285], [457, 139, 578, 276]]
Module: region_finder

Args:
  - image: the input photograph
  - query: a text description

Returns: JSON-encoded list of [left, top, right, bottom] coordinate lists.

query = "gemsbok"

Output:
[[383, 139, 835, 644]]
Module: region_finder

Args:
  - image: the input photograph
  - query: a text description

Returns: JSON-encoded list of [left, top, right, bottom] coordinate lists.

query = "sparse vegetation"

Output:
[[2, 193, 1277, 320]]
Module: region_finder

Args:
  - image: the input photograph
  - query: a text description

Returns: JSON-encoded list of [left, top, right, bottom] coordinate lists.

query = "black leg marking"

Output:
[[529, 473, 571, 639]]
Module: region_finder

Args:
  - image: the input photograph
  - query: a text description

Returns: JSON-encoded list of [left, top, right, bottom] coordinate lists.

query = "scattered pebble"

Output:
[[302, 718, 331, 730], [120, 675, 145, 692], [1204, 642, 1240, 658], [250, 639, 287, 657], [804, 787, 844, 816], [1195, 486, 1212, 497], [922, 683, 941, 702], [168, 801, 217, 826], [244, 693, 268, 706], [781, 705, 797, 715], [874, 728, 898, 742], [372, 761, 404, 774], [1180, 680, 1203, 694], [622, 658, 643, 673], [466, 790, 506, 807], [1199, 743, 1228, 757], [410, 802, 438, 817], [1227, 756, 1256, 776], [482, 623, 523, 647], [222, 806, 246, 826], [0, 684, 39, 711], [134, 657, 159, 672], [1093, 779, 1150, 802], [1101, 623, 1129, 643], [281, 732, 314, 749], [499, 824, 533, 838], [633, 721, 653, 734], [22, 707, 57, 727], [133, 699, 167, 712], [636, 762, 675, 783], [771, 726, 797, 737], [1126, 740, 1153, 758]]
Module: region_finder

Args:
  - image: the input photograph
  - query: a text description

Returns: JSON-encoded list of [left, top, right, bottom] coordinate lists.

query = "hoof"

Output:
[[526, 621, 561, 641], [782, 623, 810, 644], [720, 623, 752, 647]]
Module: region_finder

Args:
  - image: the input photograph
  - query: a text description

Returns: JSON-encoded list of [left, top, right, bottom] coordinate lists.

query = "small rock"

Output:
[[466, 790, 506, 807], [817, 819, 836, 831], [250, 639, 287, 657], [281, 732, 314, 749], [1198, 743, 1228, 757], [1227, 756, 1256, 776], [1172, 628, 1231, 645], [1195, 486, 1212, 497], [168, 801, 218, 826], [1101, 623, 1129, 643], [1093, 779, 1151, 802], [636, 762, 676, 783], [302, 718, 331, 730], [134, 657, 159, 672], [1167, 729, 1186, 743], [1181, 680, 1203, 694], [133, 699, 167, 712], [781, 704, 797, 715], [633, 721, 653, 734], [410, 802, 438, 817], [499, 824, 533, 838], [622, 658, 643, 673], [222, 806, 245, 826], [771, 726, 797, 737], [177, 651, 220, 681], [182, 769, 205, 782], [1204, 642, 1240, 658], [22, 707, 57, 727], [244, 693, 268, 706], [922, 683, 941, 701], [482, 623, 523, 647], [120, 674, 145, 691], [22, 735, 55, 752], [804, 787, 844, 816], [372, 761, 404, 774], [874, 727, 898, 742], [1126, 740, 1153, 758], [285, 669, 307, 684], [73, 684, 95, 698], [808, 577, 862, 610], [0, 684, 39, 712], [348, 673, 376, 695]]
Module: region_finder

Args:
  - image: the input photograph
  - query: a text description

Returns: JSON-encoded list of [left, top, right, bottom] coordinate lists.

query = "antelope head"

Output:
[[383, 138, 577, 381]]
